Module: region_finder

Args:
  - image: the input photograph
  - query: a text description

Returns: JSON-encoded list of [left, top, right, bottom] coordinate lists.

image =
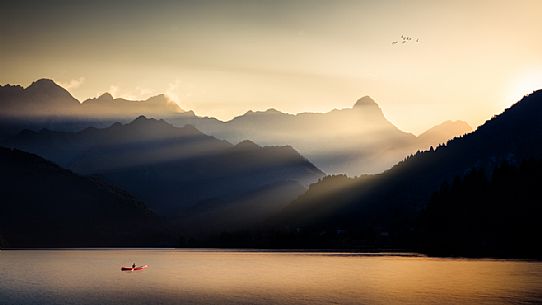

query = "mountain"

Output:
[[420, 160, 542, 258], [167, 96, 471, 175], [81, 93, 183, 117], [0, 79, 80, 118], [4, 117, 324, 225], [0, 146, 163, 247], [417, 120, 472, 148], [1, 80, 470, 175], [0, 79, 187, 139], [0, 78, 184, 119], [6, 115, 231, 172], [264, 90, 542, 255], [168, 96, 415, 176], [177, 180, 307, 238]]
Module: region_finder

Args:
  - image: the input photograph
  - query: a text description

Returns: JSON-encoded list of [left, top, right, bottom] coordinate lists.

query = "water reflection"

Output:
[[0, 249, 540, 305]]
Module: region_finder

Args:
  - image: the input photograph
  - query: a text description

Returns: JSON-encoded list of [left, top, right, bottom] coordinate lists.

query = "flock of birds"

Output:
[[392, 35, 419, 45]]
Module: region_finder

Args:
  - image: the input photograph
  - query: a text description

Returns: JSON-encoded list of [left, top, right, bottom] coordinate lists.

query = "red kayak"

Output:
[[121, 265, 148, 271]]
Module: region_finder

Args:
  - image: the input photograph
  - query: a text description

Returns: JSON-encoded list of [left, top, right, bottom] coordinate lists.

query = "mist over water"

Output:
[[1, 250, 540, 305]]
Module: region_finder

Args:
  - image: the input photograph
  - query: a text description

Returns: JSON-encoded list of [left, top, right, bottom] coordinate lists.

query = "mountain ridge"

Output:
[[273, 90, 542, 248], [4, 117, 324, 225], [0, 146, 164, 247], [0, 79, 185, 119], [1, 79, 472, 175], [166, 97, 469, 175]]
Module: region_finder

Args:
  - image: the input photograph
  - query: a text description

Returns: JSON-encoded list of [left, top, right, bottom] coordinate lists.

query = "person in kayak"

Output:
[[132, 263, 136, 268]]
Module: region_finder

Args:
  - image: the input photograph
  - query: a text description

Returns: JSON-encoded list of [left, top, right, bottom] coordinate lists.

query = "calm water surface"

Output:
[[0, 249, 541, 305]]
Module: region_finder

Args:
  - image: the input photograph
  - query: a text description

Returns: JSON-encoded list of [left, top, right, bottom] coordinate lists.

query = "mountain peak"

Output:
[[418, 120, 473, 148], [239, 108, 284, 118], [265, 108, 282, 114], [121, 116, 184, 135], [234, 140, 261, 150], [354, 96, 377, 108], [127, 115, 166, 127], [182, 110, 196, 117], [26, 79, 71, 96], [23, 78, 79, 107], [443, 120, 472, 129], [98, 92, 114, 101], [145, 94, 183, 112], [148, 93, 166, 99], [79, 92, 183, 114], [27, 78, 58, 89]]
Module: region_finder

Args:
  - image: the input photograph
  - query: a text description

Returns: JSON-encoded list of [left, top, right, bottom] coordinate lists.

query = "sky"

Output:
[[1, 0, 541, 134]]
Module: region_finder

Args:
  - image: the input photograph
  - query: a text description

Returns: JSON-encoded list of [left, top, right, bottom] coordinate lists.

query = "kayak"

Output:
[[121, 264, 148, 271]]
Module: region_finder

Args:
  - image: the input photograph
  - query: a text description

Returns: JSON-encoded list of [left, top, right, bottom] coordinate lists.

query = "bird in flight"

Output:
[[393, 35, 420, 45]]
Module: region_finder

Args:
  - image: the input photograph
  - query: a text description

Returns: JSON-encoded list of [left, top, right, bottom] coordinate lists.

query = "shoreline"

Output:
[[2, 247, 541, 261]]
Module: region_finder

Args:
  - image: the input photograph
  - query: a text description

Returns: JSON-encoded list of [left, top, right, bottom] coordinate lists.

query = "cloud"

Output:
[[165, 79, 182, 103], [108, 85, 119, 96], [165, 79, 195, 104], [99, 80, 192, 105], [57, 77, 85, 90], [136, 86, 154, 96], [106, 84, 155, 101]]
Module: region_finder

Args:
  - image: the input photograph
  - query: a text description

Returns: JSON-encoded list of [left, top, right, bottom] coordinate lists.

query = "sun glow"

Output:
[[506, 70, 542, 106]]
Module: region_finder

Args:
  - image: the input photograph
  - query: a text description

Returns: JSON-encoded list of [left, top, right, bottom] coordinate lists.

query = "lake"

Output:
[[0, 249, 541, 305]]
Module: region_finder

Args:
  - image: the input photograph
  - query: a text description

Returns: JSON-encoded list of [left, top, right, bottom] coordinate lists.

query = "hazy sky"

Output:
[[1, 0, 541, 134]]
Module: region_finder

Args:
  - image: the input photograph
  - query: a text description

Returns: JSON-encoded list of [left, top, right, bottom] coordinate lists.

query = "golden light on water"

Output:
[[1, 250, 541, 305]]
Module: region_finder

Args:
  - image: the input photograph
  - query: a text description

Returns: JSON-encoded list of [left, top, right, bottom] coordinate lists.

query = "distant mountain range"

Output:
[[81, 92, 183, 117], [4, 117, 324, 236], [0, 147, 164, 247], [1, 77, 540, 257], [0, 79, 182, 118], [0, 79, 471, 175], [166, 96, 472, 175]]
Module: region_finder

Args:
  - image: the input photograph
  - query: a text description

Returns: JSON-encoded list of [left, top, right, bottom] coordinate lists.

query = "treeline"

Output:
[[184, 159, 542, 258], [419, 159, 542, 258]]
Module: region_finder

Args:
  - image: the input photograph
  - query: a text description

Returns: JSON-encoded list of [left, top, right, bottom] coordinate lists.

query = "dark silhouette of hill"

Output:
[[420, 160, 542, 258], [4, 117, 324, 224], [0, 146, 165, 248], [262, 90, 542, 256], [6, 115, 230, 172], [176, 180, 307, 238]]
